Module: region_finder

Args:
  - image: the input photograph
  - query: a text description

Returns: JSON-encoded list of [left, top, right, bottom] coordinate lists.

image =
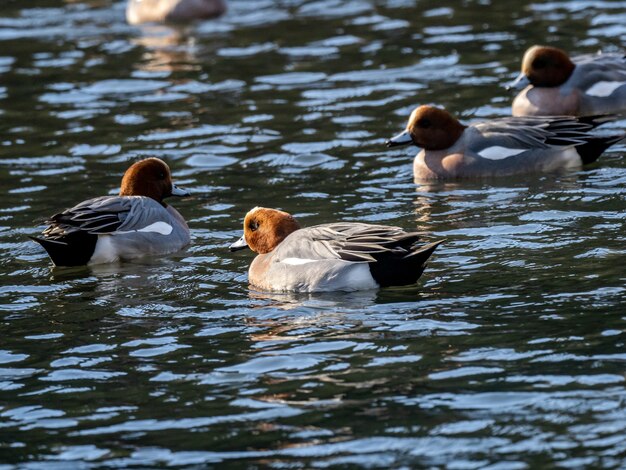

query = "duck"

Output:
[[509, 45, 626, 116], [126, 0, 227, 25], [229, 207, 442, 293], [31, 158, 191, 267], [386, 105, 624, 179]]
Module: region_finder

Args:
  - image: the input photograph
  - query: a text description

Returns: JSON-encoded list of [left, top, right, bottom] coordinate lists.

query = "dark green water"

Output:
[[1, 0, 625, 467]]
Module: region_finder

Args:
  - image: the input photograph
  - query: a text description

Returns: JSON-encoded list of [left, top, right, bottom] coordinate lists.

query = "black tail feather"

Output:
[[30, 232, 97, 267], [576, 134, 625, 165], [368, 240, 443, 288]]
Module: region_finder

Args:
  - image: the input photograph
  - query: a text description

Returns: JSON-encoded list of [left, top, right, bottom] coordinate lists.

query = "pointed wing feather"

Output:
[[274, 222, 429, 264], [472, 115, 613, 151], [39, 196, 168, 240]]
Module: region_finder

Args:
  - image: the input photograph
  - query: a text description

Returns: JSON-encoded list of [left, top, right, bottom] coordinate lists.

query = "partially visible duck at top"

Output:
[[31, 158, 191, 267], [126, 0, 227, 25], [386, 105, 624, 180], [229, 207, 442, 293], [509, 45, 626, 116]]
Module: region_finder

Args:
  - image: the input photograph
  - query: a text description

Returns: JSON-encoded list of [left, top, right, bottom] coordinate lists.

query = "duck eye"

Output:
[[249, 220, 259, 231], [158, 172, 166, 180], [418, 118, 431, 128], [532, 57, 547, 69]]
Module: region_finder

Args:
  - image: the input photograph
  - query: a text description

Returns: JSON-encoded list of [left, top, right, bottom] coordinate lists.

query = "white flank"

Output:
[[478, 146, 526, 160], [89, 236, 119, 265], [137, 221, 173, 235], [281, 257, 317, 266], [585, 81, 624, 97], [344, 264, 378, 290]]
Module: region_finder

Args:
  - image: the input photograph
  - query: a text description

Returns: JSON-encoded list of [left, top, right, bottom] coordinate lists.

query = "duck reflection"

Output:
[[247, 288, 378, 311], [47, 256, 197, 310], [412, 170, 586, 230], [130, 25, 201, 73]]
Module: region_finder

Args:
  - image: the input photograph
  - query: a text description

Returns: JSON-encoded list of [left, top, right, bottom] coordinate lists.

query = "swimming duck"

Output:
[[31, 158, 190, 266], [509, 45, 626, 116], [126, 0, 227, 25], [229, 207, 442, 292], [387, 105, 624, 179]]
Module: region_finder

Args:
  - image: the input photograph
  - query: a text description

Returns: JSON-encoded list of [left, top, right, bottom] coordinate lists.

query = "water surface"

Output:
[[1, 0, 625, 467]]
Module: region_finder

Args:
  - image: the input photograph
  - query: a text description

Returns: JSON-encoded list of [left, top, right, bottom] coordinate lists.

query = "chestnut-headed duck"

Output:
[[229, 207, 442, 293], [126, 0, 227, 25], [31, 158, 190, 266], [386, 105, 624, 180], [509, 45, 626, 116]]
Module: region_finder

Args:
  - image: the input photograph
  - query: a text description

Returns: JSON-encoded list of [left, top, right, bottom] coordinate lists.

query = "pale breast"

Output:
[[513, 86, 580, 116], [414, 150, 467, 179], [248, 254, 273, 290]]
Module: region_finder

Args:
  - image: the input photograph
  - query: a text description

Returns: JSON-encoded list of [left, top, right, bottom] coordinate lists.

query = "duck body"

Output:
[[230, 208, 441, 293], [511, 46, 626, 116], [32, 196, 190, 266], [31, 158, 190, 267], [387, 106, 624, 179], [126, 0, 227, 25]]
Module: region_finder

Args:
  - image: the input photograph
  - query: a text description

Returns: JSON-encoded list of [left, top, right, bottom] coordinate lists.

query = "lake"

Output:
[[0, 0, 625, 467]]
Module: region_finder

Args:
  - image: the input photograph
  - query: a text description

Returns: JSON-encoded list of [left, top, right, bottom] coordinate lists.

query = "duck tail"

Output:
[[406, 239, 445, 261], [368, 239, 444, 288], [29, 233, 97, 267], [576, 133, 625, 165]]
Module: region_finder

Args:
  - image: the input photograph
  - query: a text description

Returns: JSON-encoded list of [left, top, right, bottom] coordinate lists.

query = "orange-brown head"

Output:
[[519, 45, 575, 87], [119, 158, 189, 205], [387, 105, 466, 151], [229, 207, 301, 254]]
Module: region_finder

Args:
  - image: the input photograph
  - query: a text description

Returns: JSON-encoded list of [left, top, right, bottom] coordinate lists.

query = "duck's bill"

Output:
[[229, 235, 248, 252], [386, 130, 413, 148], [505, 72, 530, 91], [171, 184, 190, 197]]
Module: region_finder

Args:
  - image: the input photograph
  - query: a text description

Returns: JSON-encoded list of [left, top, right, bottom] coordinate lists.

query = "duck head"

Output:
[[508, 45, 575, 90], [386, 105, 466, 151], [119, 158, 189, 205], [230, 207, 301, 254]]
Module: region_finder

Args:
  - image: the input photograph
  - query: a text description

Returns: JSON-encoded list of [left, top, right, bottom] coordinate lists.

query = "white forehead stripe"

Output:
[[585, 81, 625, 98], [137, 221, 173, 235], [281, 258, 317, 266], [478, 146, 526, 160]]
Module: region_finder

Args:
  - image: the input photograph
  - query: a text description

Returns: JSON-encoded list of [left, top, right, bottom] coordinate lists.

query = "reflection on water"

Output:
[[0, 0, 625, 467]]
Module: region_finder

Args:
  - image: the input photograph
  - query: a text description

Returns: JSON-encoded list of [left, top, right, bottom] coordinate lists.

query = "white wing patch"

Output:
[[478, 146, 526, 160], [585, 81, 625, 97], [281, 257, 317, 266], [137, 222, 173, 235]]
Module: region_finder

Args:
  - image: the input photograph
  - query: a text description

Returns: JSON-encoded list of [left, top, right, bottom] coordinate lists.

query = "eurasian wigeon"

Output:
[[126, 0, 227, 25], [229, 207, 442, 293], [31, 158, 190, 267], [386, 105, 624, 179], [509, 45, 626, 116]]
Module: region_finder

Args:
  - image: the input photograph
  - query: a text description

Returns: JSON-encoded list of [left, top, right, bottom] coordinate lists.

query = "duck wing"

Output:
[[475, 114, 614, 148], [275, 222, 441, 263], [39, 196, 168, 239]]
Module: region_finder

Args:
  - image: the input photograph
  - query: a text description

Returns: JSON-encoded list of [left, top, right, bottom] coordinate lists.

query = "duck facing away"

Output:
[[229, 207, 442, 293], [126, 0, 227, 25], [31, 158, 190, 266], [510, 45, 626, 116], [386, 105, 624, 180]]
